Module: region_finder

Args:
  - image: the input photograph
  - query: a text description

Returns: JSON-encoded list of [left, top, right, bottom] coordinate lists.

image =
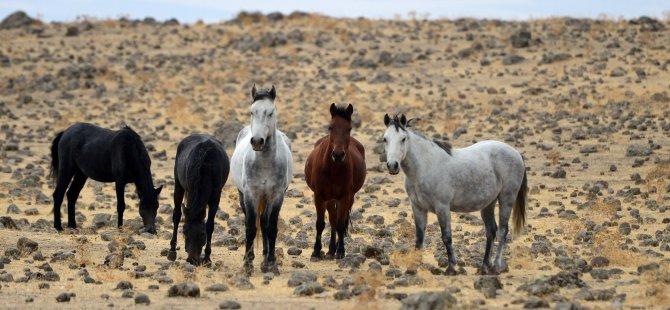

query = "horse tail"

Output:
[[49, 131, 64, 181], [512, 168, 528, 236], [256, 198, 266, 247]]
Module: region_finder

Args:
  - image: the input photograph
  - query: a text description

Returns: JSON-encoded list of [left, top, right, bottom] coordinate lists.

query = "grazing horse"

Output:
[[50, 123, 163, 233], [382, 114, 527, 275], [305, 103, 366, 260], [167, 134, 229, 265], [231, 85, 293, 275]]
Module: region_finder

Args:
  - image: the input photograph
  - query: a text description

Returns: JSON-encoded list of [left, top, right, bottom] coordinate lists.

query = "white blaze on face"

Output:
[[383, 126, 408, 173]]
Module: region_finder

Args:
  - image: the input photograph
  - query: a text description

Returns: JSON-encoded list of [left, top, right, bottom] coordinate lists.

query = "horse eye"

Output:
[[268, 112, 273, 117], [401, 138, 406, 142], [328, 127, 333, 131], [383, 138, 387, 142]]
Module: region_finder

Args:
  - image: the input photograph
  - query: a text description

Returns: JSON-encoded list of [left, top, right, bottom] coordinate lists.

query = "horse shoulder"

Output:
[[351, 137, 366, 160]]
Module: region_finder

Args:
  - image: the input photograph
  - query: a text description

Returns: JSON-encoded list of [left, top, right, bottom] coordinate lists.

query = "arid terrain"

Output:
[[1, 10, 670, 309]]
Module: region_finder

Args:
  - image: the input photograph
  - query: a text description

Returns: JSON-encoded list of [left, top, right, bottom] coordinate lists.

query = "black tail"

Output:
[[49, 131, 64, 181]]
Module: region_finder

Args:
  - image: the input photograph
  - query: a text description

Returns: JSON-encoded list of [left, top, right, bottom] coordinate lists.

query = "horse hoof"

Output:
[[445, 267, 457, 276], [310, 256, 321, 262], [335, 253, 345, 260], [202, 258, 212, 267], [54, 226, 63, 232], [167, 251, 177, 262]]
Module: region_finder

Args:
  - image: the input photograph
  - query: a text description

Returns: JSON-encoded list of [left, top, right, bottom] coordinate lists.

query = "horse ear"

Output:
[[346, 104, 354, 116], [400, 114, 407, 127], [251, 84, 257, 100], [330, 103, 337, 116], [269, 85, 276, 100], [155, 185, 163, 197], [384, 114, 391, 127]]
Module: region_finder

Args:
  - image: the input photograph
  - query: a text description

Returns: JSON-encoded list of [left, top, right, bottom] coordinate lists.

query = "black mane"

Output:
[[389, 114, 452, 156], [252, 88, 275, 102], [331, 105, 352, 121]]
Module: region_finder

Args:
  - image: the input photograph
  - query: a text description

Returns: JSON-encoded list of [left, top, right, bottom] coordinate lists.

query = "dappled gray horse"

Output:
[[383, 114, 527, 275], [231, 85, 293, 275]]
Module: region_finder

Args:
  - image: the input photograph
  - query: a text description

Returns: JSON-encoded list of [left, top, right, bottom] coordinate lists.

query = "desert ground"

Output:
[[1, 10, 670, 309]]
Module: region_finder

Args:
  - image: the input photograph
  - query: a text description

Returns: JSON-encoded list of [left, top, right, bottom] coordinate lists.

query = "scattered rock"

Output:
[[401, 291, 457, 310], [219, 300, 242, 309], [168, 282, 200, 297]]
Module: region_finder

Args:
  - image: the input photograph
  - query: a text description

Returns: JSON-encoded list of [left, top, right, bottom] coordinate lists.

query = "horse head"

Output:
[[328, 103, 354, 164], [383, 114, 410, 175], [249, 84, 277, 152], [138, 185, 163, 234]]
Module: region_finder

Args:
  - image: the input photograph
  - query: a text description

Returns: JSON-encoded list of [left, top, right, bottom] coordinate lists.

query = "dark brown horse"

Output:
[[305, 103, 366, 260]]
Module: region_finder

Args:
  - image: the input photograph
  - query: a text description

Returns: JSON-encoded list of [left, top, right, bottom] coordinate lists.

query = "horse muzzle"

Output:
[[250, 136, 268, 151], [387, 161, 400, 175], [331, 150, 346, 163]]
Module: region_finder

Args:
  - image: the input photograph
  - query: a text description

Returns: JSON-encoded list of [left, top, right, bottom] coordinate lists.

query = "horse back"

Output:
[[176, 134, 229, 193]]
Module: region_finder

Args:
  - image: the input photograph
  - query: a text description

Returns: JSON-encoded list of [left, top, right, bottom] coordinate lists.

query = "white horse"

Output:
[[231, 85, 293, 275], [383, 114, 527, 275]]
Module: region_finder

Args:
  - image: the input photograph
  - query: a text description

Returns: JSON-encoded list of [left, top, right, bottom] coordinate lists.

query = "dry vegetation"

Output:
[[0, 10, 669, 309]]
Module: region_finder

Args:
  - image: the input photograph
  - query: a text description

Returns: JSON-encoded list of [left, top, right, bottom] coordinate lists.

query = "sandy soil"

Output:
[[1, 12, 670, 309]]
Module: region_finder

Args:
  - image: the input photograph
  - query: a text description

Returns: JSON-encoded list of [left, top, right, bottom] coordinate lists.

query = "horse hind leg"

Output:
[[478, 201, 497, 275], [52, 163, 75, 231], [494, 194, 514, 273], [334, 196, 353, 260], [65, 172, 87, 229]]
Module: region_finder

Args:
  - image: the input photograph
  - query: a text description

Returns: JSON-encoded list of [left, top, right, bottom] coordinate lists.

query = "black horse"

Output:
[[167, 134, 230, 265], [50, 123, 163, 233]]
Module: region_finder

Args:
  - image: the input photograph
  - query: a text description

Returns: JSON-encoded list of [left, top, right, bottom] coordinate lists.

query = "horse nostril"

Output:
[[258, 137, 264, 145]]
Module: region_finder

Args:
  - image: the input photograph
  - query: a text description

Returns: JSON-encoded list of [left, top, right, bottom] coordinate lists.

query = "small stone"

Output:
[[400, 291, 457, 310], [288, 271, 317, 287], [523, 296, 549, 308], [287, 247, 302, 256], [590, 256, 609, 268], [134, 293, 150, 305], [17, 237, 39, 255], [56, 292, 73, 302], [219, 300, 241, 309], [205, 284, 229, 292], [116, 281, 133, 290], [293, 281, 324, 296], [168, 282, 200, 297]]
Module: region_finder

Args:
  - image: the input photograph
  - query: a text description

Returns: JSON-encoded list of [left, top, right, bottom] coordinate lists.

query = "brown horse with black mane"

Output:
[[305, 103, 366, 261]]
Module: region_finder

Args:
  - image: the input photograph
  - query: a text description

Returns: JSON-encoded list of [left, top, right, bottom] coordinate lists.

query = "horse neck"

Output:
[[257, 130, 278, 158], [130, 148, 154, 196], [401, 130, 434, 180]]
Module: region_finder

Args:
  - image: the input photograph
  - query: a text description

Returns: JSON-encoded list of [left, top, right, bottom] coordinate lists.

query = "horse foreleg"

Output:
[[65, 172, 87, 229], [265, 197, 283, 275], [436, 206, 458, 275], [494, 198, 513, 274], [335, 196, 353, 259], [168, 181, 184, 261], [115, 182, 126, 228], [311, 196, 326, 261], [242, 195, 257, 276], [411, 204, 427, 249], [479, 202, 498, 275], [203, 192, 220, 265], [260, 203, 270, 272], [326, 201, 337, 258]]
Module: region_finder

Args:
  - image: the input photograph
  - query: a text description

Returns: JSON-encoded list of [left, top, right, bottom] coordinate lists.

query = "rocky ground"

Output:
[[1, 10, 670, 309]]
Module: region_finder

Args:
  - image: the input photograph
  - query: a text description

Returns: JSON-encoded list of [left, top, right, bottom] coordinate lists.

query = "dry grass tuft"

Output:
[[640, 262, 670, 305], [592, 228, 647, 267], [390, 248, 423, 271], [74, 236, 93, 267]]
